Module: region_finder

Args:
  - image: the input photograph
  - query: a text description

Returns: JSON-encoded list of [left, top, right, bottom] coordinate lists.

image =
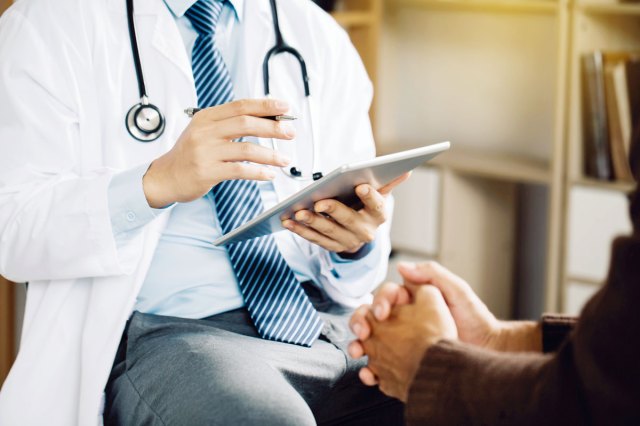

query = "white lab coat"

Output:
[[0, 0, 390, 424]]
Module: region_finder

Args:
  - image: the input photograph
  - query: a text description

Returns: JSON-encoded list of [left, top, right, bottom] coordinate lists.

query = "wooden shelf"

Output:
[[567, 274, 605, 286], [380, 144, 551, 184], [395, 0, 558, 14], [571, 177, 636, 192], [433, 146, 551, 184], [577, 1, 640, 16], [331, 11, 376, 27]]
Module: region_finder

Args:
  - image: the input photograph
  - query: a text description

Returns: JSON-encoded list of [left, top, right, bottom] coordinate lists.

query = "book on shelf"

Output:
[[582, 51, 640, 183], [604, 60, 634, 182], [581, 52, 612, 181]]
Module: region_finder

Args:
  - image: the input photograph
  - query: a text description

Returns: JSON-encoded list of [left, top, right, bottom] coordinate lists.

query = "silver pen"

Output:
[[184, 107, 296, 121]]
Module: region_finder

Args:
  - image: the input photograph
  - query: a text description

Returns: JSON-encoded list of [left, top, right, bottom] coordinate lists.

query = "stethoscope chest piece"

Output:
[[126, 97, 165, 142]]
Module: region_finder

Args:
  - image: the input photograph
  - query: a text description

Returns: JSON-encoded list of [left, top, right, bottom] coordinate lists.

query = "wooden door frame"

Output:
[[0, 278, 15, 386]]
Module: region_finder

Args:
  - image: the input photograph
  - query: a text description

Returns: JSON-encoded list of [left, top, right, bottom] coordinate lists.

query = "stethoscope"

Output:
[[125, 0, 323, 181]]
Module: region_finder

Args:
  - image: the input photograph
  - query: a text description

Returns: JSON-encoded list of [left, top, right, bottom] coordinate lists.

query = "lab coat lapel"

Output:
[[150, 4, 194, 84], [107, 0, 194, 86]]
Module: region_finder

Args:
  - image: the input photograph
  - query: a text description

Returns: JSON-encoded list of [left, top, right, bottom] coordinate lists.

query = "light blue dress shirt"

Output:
[[107, 0, 374, 319]]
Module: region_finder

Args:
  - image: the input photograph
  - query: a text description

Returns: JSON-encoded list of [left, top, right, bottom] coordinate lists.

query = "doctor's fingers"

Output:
[[313, 200, 377, 243], [220, 142, 291, 167], [355, 185, 388, 225], [377, 172, 412, 196], [217, 162, 278, 182], [282, 219, 352, 253], [293, 210, 363, 252], [194, 98, 290, 122], [195, 115, 295, 141]]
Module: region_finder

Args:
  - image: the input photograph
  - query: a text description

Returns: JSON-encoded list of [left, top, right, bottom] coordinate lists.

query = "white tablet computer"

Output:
[[214, 141, 450, 246]]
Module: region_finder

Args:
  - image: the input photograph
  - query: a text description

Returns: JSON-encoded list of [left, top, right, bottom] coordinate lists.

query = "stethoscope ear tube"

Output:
[[264, 0, 321, 181]]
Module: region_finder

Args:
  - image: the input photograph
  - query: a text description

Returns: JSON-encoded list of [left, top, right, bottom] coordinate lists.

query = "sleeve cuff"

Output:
[[330, 241, 375, 263], [107, 163, 165, 236]]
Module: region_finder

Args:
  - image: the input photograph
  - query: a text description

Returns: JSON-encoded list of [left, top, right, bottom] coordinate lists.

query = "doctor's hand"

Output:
[[281, 173, 410, 254], [143, 99, 295, 208]]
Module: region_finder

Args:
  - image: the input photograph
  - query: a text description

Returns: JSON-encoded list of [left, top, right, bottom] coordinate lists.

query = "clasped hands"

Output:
[[348, 261, 542, 402], [143, 98, 408, 254]]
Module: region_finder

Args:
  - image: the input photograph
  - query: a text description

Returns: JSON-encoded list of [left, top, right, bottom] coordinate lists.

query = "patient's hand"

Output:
[[397, 262, 541, 352], [350, 261, 541, 355], [349, 284, 457, 402]]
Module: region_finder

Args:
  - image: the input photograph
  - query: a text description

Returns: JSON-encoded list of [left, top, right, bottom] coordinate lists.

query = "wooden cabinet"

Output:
[[332, 0, 382, 132]]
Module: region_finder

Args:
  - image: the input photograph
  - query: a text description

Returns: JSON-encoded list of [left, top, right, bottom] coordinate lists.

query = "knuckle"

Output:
[[322, 223, 337, 236], [239, 142, 254, 156], [424, 260, 439, 272], [420, 285, 441, 299], [342, 214, 356, 227], [235, 99, 250, 115], [275, 121, 285, 135], [238, 115, 253, 132]]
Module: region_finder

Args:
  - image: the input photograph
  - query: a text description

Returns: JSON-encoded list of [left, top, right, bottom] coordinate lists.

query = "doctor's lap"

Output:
[[0, 0, 403, 425]]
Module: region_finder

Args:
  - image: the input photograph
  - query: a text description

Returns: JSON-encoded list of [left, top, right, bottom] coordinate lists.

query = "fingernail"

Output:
[[265, 169, 276, 180], [275, 100, 289, 110], [352, 323, 362, 338], [282, 220, 293, 230], [281, 123, 296, 138], [359, 186, 370, 196], [347, 345, 357, 358], [374, 305, 384, 320], [315, 203, 326, 213], [278, 154, 292, 165]]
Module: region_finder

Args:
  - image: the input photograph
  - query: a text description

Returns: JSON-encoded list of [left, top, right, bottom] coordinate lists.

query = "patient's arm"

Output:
[[406, 235, 640, 425]]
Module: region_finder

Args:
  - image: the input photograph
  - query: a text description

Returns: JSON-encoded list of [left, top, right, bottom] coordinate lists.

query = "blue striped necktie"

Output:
[[185, 0, 323, 347]]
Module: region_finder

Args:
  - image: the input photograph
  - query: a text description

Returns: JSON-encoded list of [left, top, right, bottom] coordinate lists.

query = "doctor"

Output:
[[0, 0, 404, 424]]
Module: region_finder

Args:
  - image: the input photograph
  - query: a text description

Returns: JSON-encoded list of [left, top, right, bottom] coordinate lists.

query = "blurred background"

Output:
[[1, 0, 637, 385]]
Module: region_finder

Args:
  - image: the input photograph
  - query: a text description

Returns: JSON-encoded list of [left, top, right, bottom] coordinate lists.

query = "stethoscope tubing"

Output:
[[126, 0, 322, 178]]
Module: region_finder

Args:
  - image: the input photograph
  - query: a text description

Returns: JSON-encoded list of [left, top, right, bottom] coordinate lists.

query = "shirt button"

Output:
[[126, 211, 136, 222]]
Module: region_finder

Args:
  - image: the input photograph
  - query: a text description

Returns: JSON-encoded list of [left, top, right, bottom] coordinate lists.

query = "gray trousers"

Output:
[[103, 287, 404, 425]]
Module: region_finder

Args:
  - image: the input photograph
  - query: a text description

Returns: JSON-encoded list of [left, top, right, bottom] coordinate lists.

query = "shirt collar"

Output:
[[163, 0, 243, 22]]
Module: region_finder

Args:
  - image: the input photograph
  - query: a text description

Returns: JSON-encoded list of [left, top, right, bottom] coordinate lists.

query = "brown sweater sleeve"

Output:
[[540, 314, 577, 353], [406, 236, 640, 426]]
